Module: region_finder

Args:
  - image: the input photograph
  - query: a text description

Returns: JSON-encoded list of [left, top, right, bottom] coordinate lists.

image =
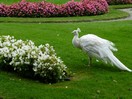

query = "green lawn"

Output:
[[0, 21, 132, 99]]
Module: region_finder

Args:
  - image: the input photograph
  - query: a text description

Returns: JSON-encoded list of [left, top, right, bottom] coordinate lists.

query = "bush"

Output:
[[60, 1, 85, 16], [7, 2, 38, 17], [0, 35, 69, 83], [1, 1, 60, 17], [82, 0, 108, 15], [0, 4, 8, 17], [36, 1, 60, 17], [106, 0, 132, 5], [0, 0, 108, 17]]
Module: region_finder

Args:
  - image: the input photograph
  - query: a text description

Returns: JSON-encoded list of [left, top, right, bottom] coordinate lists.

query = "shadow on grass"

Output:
[[90, 62, 121, 72]]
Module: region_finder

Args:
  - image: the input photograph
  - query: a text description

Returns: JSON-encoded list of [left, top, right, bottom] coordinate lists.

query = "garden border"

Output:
[[0, 7, 132, 23]]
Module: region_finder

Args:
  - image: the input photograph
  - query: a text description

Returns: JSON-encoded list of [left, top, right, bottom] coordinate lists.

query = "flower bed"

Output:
[[106, 0, 132, 5], [0, 0, 108, 17], [0, 35, 69, 83]]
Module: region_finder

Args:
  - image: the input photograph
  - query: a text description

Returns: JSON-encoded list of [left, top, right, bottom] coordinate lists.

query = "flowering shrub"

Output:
[[0, 0, 108, 17], [60, 1, 85, 16], [0, 35, 69, 83], [82, 0, 108, 15], [36, 2, 60, 17], [7, 2, 38, 17], [106, 0, 132, 5], [7, 1, 60, 17], [0, 4, 8, 17]]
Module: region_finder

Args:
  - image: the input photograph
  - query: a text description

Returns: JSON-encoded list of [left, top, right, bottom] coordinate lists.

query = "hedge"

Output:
[[0, 0, 108, 17]]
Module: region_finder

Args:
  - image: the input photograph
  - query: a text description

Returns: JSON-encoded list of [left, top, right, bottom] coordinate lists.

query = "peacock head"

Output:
[[72, 28, 81, 35]]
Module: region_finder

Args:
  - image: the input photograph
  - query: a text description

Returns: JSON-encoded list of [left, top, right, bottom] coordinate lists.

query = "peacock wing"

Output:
[[80, 34, 117, 59]]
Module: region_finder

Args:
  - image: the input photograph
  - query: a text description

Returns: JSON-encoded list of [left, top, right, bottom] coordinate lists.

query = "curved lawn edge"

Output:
[[0, 5, 131, 23]]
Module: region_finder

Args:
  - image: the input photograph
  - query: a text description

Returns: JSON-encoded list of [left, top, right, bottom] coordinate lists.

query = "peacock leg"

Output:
[[88, 57, 92, 67]]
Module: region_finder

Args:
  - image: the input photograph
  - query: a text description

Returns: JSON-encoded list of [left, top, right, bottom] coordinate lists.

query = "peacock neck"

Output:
[[72, 34, 81, 49]]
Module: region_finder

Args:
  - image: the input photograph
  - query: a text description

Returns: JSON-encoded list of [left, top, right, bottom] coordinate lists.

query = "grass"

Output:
[[0, 21, 132, 99]]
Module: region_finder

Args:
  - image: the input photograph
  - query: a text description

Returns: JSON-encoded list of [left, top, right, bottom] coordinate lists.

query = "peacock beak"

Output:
[[72, 30, 76, 34]]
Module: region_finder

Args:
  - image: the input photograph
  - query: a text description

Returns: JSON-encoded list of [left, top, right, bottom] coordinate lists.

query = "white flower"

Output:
[[31, 51, 36, 55], [38, 45, 44, 49], [42, 54, 49, 60], [3, 42, 11, 46], [33, 67, 37, 72], [22, 45, 30, 51], [33, 62, 38, 67], [12, 51, 17, 57], [11, 39, 16, 43], [24, 62, 30, 65], [45, 43, 49, 47], [48, 67, 52, 70], [3, 47, 9, 53], [15, 62, 21, 66]]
